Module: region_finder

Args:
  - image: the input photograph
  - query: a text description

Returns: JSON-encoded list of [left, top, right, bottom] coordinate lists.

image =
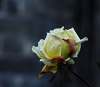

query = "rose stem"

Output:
[[70, 70, 92, 87]]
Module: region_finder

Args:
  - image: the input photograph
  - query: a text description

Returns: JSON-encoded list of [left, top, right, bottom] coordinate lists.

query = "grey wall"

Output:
[[0, 0, 100, 87]]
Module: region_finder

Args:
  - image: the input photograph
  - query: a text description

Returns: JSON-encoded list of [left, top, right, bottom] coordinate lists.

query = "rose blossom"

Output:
[[32, 27, 88, 77]]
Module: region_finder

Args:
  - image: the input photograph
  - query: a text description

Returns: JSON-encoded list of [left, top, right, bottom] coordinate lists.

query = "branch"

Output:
[[70, 70, 93, 87]]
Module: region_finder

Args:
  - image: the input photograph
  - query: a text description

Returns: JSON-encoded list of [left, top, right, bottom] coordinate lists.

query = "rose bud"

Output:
[[32, 27, 88, 77]]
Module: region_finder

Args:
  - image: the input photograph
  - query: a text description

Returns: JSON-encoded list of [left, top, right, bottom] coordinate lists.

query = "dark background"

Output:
[[0, 0, 100, 87]]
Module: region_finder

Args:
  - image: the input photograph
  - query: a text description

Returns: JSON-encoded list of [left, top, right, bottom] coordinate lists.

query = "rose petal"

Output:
[[50, 26, 64, 36], [32, 46, 50, 59], [45, 35, 62, 59], [32, 39, 50, 59], [67, 28, 80, 42], [51, 56, 66, 63], [66, 28, 81, 54], [39, 65, 58, 77], [40, 56, 67, 66], [40, 59, 57, 66], [62, 38, 78, 57], [61, 40, 71, 58]]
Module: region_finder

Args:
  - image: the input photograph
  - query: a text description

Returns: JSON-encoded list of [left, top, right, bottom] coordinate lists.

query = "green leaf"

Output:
[[49, 72, 57, 83], [63, 64, 72, 82], [58, 63, 63, 84]]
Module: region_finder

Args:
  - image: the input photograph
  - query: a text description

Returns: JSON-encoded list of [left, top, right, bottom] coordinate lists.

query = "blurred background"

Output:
[[0, 0, 100, 87]]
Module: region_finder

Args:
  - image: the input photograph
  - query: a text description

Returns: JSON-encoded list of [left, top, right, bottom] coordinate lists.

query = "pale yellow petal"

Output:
[[38, 39, 44, 47], [50, 26, 65, 38], [39, 65, 58, 77], [77, 37, 88, 52], [61, 40, 70, 58], [50, 26, 64, 35], [32, 46, 50, 59], [40, 59, 57, 66], [59, 30, 69, 39], [43, 33, 51, 49], [45, 35, 62, 59], [63, 38, 79, 58], [50, 26, 69, 39], [66, 28, 81, 53], [67, 28, 80, 41], [32, 38, 50, 59]]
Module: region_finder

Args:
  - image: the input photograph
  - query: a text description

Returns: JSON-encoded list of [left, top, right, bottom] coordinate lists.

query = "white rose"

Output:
[[32, 26, 88, 77]]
